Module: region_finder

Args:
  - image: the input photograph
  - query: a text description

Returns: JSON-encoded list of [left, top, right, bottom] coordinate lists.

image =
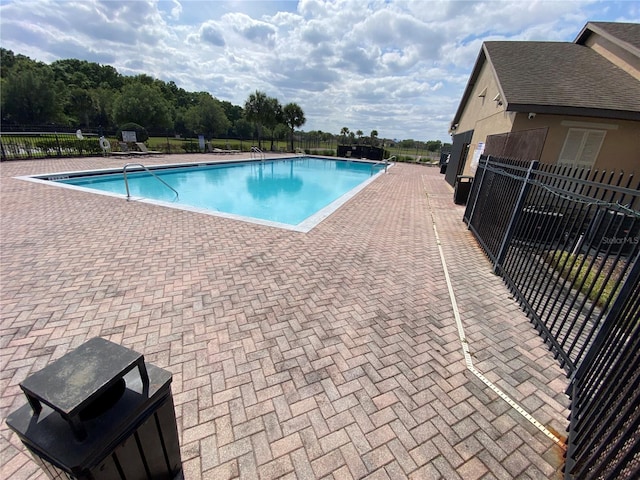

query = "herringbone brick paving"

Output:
[[1, 155, 569, 479]]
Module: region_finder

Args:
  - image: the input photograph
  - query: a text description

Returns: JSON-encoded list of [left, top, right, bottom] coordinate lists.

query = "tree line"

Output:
[[0, 48, 447, 153], [0, 48, 305, 148]]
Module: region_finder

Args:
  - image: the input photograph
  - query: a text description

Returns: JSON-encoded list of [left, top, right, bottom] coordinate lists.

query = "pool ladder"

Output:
[[250, 146, 265, 160], [370, 156, 395, 174], [123, 163, 178, 200]]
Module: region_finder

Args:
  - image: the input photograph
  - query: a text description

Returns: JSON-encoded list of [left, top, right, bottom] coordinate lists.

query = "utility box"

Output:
[[6, 337, 182, 480]]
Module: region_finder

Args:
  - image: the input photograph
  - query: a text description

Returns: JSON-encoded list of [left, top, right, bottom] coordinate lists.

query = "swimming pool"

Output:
[[24, 157, 389, 232]]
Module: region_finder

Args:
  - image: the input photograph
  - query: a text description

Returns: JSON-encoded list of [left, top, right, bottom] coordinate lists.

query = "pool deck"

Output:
[[1, 154, 569, 479]]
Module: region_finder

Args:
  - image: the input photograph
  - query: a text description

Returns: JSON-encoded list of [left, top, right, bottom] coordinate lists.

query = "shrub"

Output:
[[181, 142, 201, 153], [306, 149, 335, 157], [35, 137, 102, 156], [117, 123, 149, 143]]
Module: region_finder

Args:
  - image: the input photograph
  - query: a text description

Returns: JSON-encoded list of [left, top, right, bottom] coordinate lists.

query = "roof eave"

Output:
[[506, 103, 640, 121], [449, 45, 488, 133], [574, 22, 640, 58]]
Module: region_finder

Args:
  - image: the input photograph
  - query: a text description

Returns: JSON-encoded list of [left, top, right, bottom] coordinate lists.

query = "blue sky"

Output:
[[1, 0, 638, 142]]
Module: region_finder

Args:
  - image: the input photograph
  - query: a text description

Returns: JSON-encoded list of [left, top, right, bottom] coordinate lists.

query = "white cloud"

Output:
[[169, 0, 183, 20], [199, 21, 226, 46], [0, 0, 635, 141]]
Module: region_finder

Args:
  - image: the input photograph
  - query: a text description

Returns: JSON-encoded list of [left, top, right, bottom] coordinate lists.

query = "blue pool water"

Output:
[[52, 158, 385, 231]]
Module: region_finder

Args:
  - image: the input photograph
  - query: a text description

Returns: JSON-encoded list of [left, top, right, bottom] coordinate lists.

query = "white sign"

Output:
[[470, 142, 485, 174], [122, 131, 137, 143]]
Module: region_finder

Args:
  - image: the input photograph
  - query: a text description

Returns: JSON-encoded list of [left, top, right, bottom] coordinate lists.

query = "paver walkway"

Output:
[[1, 155, 569, 479]]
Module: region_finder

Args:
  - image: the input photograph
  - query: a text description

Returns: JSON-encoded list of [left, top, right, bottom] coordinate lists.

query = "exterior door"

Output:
[[445, 130, 474, 187]]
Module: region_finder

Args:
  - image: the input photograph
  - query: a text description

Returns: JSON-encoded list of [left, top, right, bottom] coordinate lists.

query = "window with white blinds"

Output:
[[558, 128, 606, 168]]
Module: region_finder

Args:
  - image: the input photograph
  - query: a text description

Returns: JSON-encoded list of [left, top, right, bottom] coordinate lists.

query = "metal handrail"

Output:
[[123, 163, 178, 200], [250, 146, 265, 160], [371, 156, 395, 174]]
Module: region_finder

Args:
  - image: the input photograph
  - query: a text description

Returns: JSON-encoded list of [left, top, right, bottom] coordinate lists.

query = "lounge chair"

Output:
[[135, 142, 162, 155], [209, 146, 240, 154], [120, 142, 147, 156], [206, 142, 242, 155]]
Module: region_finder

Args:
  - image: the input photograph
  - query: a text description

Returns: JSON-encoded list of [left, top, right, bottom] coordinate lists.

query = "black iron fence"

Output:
[[0, 131, 230, 160], [463, 155, 639, 479], [0, 131, 105, 160], [564, 258, 639, 480], [0, 130, 335, 161]]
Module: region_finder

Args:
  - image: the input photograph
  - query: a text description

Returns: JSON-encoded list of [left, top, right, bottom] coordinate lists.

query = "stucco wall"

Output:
[[454, 41, 639, 176], [584, 33, 640, 80], [512, 115, 640, 172], [455, 61, 515, 176]]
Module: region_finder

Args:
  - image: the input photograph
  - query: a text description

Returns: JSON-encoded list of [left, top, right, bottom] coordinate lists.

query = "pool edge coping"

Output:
[[15, 156, 393, 233]]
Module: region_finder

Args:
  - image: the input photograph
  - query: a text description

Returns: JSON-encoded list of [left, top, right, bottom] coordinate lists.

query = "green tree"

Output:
[[184, 93, 231, 138], [2, 66, 63, 124], [66, 87, 99, 127], [340, 127, 350, 144], [244, 90, 270, 149], [283, 102, 306, 151], [0, 48, 17, 77], [356, 130, 363, 145], [112, 81, 173, 131], [370, 129, 379, 147], [274, 124, 289, 143], [233, 118, 253, 140], [92, 87, 117, 130], [426, 140, 442, 152], [265, 96, 282, 151], [220, 100, 244, 132]]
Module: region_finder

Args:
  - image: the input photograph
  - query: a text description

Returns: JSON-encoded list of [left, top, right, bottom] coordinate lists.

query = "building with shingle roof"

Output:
[[445, 22, 640, 187]]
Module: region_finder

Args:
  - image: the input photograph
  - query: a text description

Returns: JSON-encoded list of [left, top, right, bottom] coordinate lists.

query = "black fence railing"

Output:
[[464, 156, 639, 372], [463, 155, 640, 479], [564, 258, 639, 480], [0, 131, 106, 160], [0, 129, 336, 161], [0, 130, 249, 160]]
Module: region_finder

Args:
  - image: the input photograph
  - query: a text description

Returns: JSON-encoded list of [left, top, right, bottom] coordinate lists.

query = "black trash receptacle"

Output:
[[454, 175, 474, 205], [6, 337, 182, 480], [439, 153, 449, 174]]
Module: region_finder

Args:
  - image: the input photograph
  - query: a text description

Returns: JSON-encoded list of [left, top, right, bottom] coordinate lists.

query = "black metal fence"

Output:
[[0, 132, 106, 160], [463, 155, 640, 479], [564, 258, 639, 480], [0, 130, 336, 161], [0, 131, 238, 160]]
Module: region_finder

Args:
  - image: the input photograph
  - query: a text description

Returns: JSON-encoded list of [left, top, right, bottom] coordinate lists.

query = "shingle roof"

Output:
[[576, 22, 640, 52], [450, 24, 640, 129], [483, 40, 640, 117]]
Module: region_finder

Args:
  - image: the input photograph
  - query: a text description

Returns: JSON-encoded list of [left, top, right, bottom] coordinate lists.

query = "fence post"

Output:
[[493, 160, 539, 273], [54, 132, 62, 157], [465, 155, 490, 228]]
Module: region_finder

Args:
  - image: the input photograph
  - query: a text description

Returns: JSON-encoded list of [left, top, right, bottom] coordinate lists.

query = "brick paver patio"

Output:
[[1, 155, 569, 479]]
